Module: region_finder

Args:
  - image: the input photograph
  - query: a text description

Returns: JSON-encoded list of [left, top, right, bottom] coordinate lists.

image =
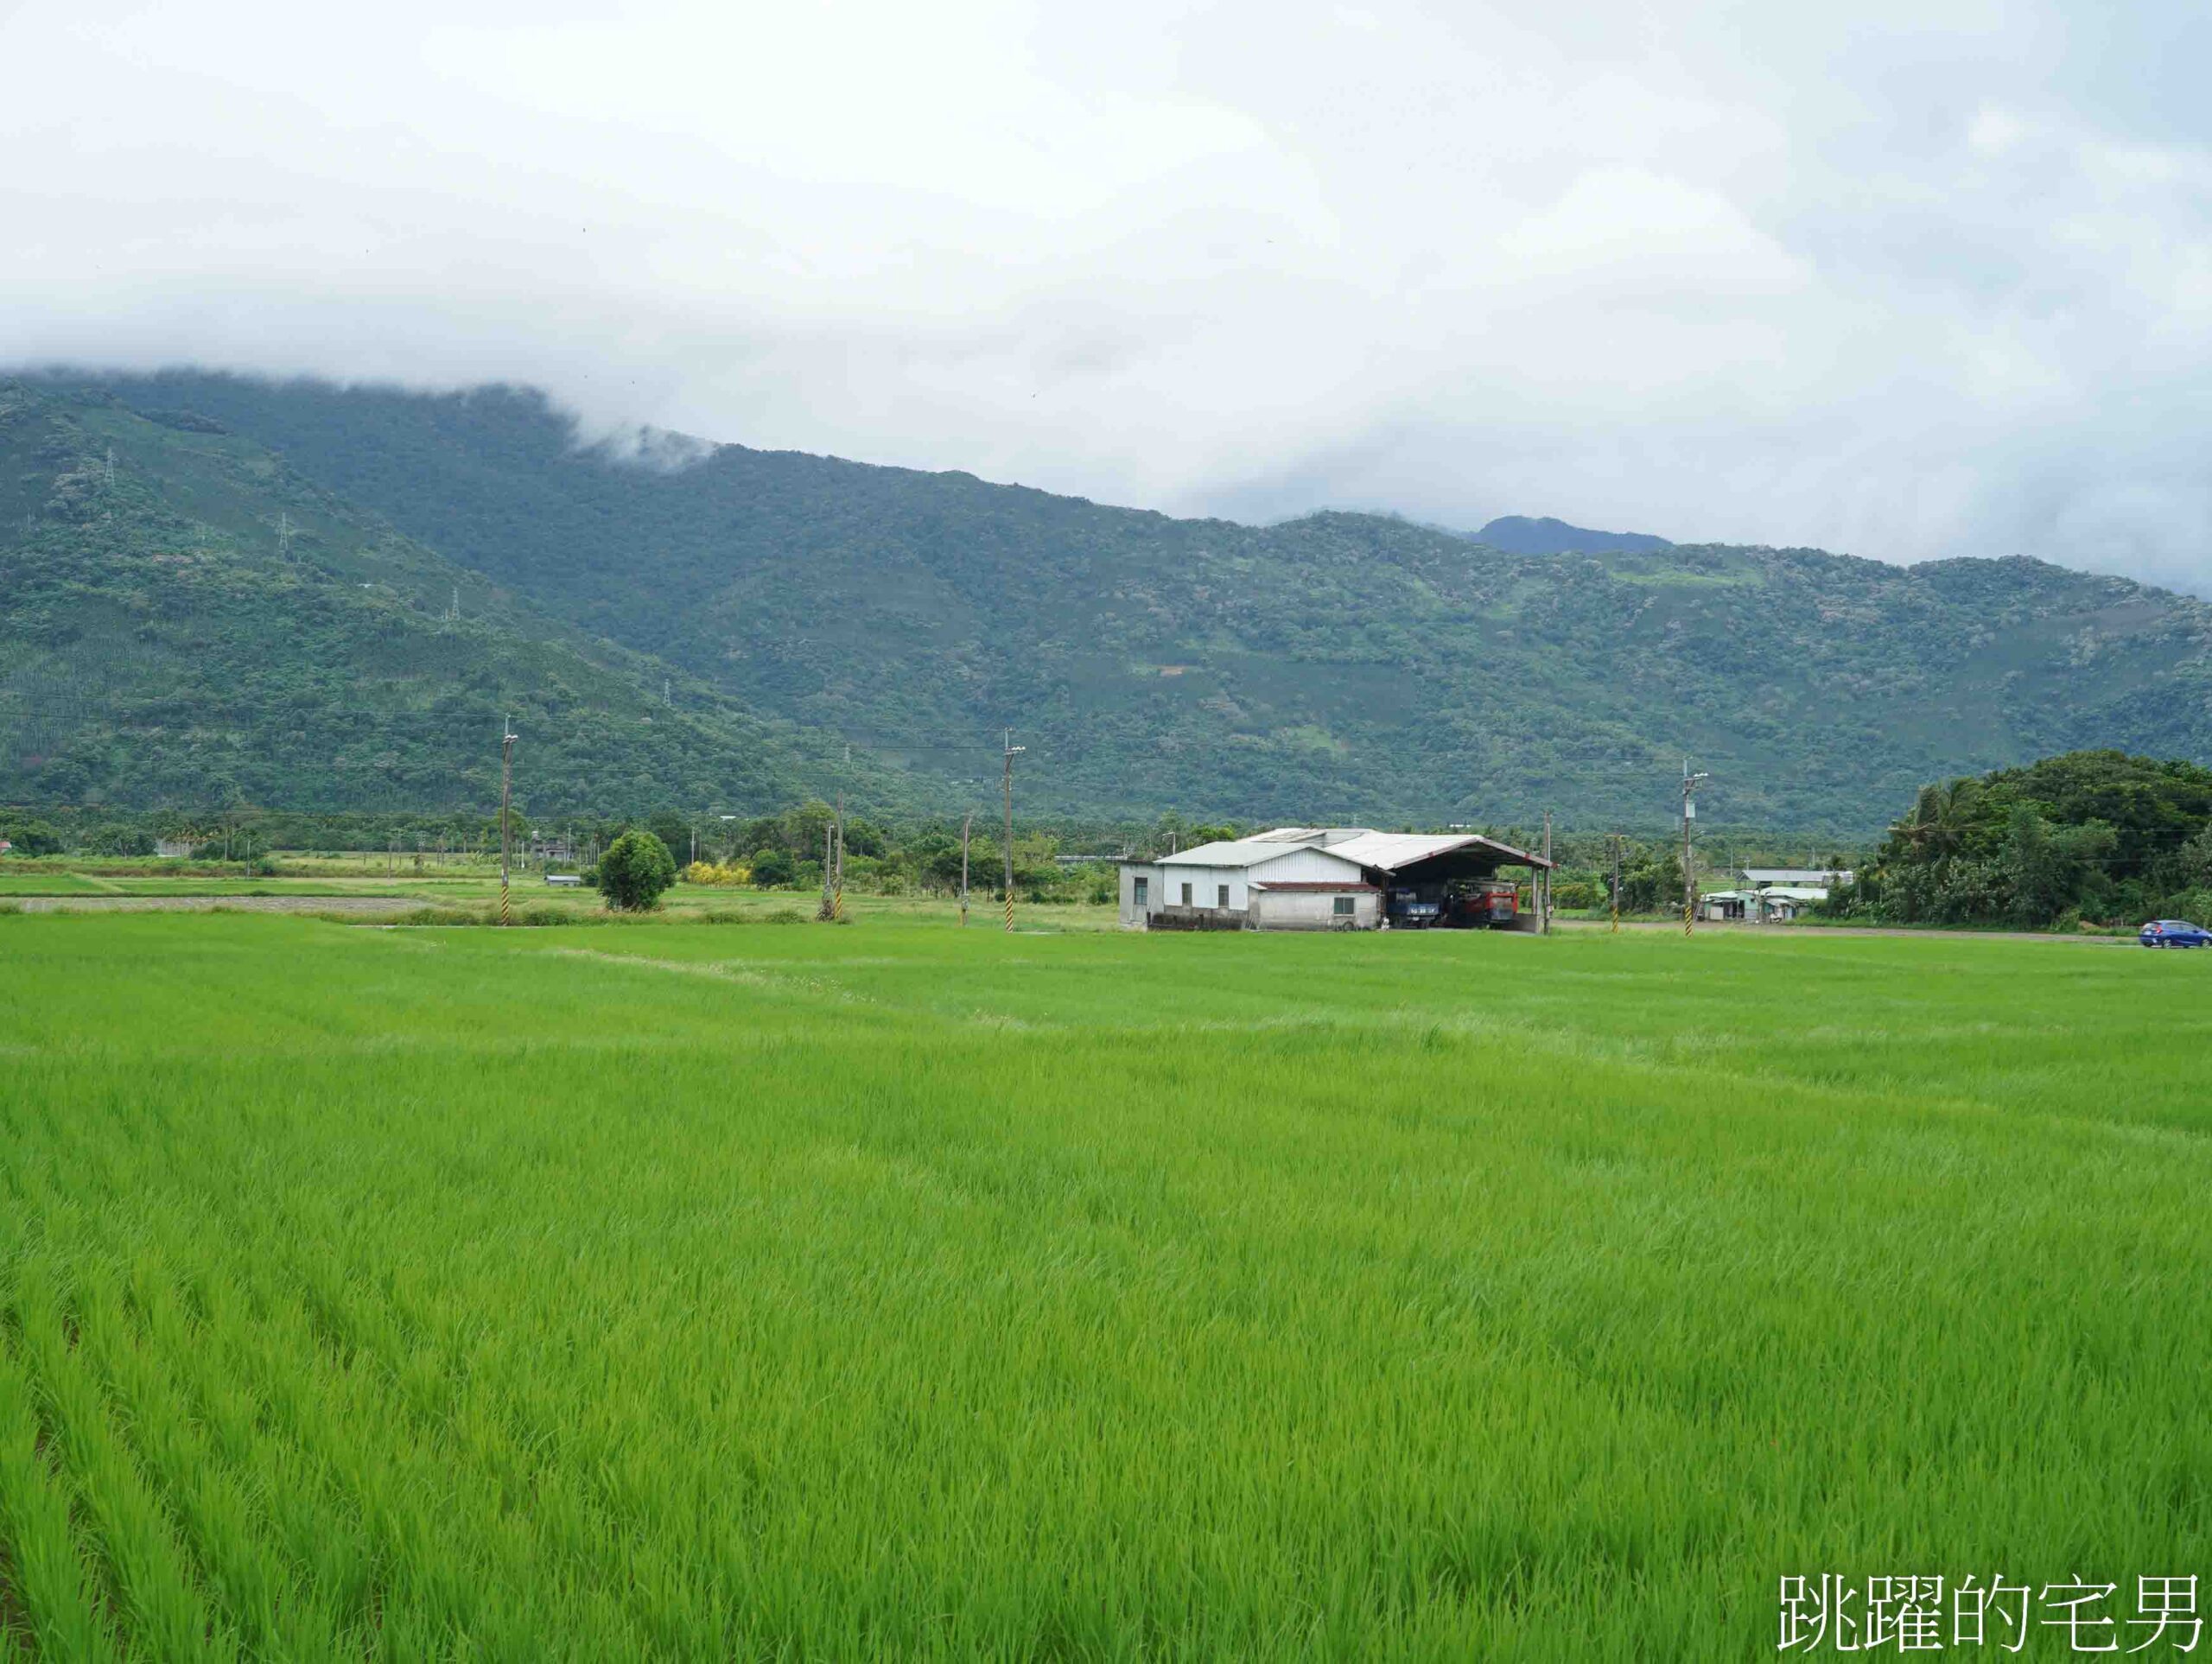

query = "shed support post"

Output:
[[1541, 811, 1552, 936]]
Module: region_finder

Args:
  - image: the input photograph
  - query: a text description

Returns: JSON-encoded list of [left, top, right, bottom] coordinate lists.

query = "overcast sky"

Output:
[[7, 1, 2212, 590]]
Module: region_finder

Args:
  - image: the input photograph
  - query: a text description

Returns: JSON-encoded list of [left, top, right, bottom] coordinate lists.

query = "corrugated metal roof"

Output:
[[1325, 831, 1552, 871], [1153, 840, 1364, 870], [1135, 827, 1549, 870], [1249, 827, 1374, 845]]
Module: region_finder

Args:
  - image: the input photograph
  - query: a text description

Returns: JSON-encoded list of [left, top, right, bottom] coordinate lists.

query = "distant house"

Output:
[[154, 838, 200, 858], [1119, 826, 1550, 931], [1702, 867, 1849, 924], [1738, 866, 1852, 890], [1700, 886, 1831, 923], [1758, 890, 1826, 922]]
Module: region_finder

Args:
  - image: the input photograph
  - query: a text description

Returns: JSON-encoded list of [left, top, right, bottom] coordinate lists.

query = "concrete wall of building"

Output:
[[1159, 866, 1239, 912], [1120, 848, 1365, 929], [1119, 863, 1160, 929], [1249, 889, 1380, 930]]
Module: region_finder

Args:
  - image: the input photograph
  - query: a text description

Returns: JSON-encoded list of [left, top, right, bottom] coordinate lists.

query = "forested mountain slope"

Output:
[[1471, 516, 1675, 556], [0, 382, 892, 814], [25, 371, 2212, 830]]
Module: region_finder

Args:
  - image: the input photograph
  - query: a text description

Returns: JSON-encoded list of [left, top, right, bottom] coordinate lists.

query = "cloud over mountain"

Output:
[[7, 1, 2212, 591]]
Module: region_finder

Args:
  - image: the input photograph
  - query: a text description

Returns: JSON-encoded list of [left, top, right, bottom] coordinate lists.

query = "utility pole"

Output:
[[959, 811, 971, 926], [1001, 729, 1024, 932], [1610, 835, 1621, 933], [1681, 759, 1709, 937], [834, 745, 848, 922], [818, 822, 836, 921], [1541, 810, 1553, 936], [499, 716, 518, 926]]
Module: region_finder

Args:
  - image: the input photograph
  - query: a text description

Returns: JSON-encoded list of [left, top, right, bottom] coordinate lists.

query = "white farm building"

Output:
[[1119, 826, 1553, 932]]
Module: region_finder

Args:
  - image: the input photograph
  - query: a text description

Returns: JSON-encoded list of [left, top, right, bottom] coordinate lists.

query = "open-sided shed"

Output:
[[1119, 827, 1551, 931], [1321, 831, 1551, 928]]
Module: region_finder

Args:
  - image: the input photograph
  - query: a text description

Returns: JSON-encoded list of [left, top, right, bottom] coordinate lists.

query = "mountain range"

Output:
[[0, 379, 893, 820], [7, 370, 2210, 833], [1471, 517, 1674, 556]]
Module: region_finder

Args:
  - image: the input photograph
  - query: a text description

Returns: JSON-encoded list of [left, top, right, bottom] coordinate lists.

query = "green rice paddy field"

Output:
[[1, 912, 2206, 1659]]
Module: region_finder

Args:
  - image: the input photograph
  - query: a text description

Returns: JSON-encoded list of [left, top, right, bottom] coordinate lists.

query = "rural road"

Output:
[[7, 895, 423, 915], [1551, 917, 2133, 944]]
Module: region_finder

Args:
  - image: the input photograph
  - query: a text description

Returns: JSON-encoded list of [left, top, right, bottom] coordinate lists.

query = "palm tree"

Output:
[[1895, 778, 1976, 862]]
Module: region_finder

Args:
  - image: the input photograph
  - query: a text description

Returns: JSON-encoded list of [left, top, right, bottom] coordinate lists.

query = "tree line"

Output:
[[1821, 750, 2212, 929]]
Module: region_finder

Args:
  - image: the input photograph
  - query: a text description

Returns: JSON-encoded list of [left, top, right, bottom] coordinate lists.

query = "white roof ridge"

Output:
[[1148, 838, 1369, 869]]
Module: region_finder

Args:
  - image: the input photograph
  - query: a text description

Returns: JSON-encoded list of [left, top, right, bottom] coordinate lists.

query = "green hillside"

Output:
[[1472, 515, 1674, 556], [0, 382, 890, 816], [18, 372, 2212, 829]]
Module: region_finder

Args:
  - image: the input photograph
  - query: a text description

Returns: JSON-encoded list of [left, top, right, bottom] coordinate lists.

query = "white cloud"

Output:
[[1969, 105, 2031, 154], [1493, 167, 1808, 293], [5, 0, 2212, 592]]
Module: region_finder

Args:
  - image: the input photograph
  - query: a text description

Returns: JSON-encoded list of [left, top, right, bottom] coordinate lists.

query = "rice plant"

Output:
[[1, 914, 2205, 1659]]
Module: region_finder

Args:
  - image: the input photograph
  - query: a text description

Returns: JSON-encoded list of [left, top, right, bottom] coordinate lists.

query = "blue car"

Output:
[[2139, 919, 2212, 948]]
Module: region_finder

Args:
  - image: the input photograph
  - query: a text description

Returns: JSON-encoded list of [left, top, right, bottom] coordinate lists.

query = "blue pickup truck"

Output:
[[1388, 890, 1443, 929]]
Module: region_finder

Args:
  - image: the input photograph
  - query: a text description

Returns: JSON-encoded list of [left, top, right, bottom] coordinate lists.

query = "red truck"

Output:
[[1446, 880, 1519, 928]]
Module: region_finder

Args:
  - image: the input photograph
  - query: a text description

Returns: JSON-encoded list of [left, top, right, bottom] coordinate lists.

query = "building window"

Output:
[[1180, 882, 1192, 905], [1217, 885, 1230, 909], [1332, 896, 1356, 917], [1133, 876, 1147, 907]]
